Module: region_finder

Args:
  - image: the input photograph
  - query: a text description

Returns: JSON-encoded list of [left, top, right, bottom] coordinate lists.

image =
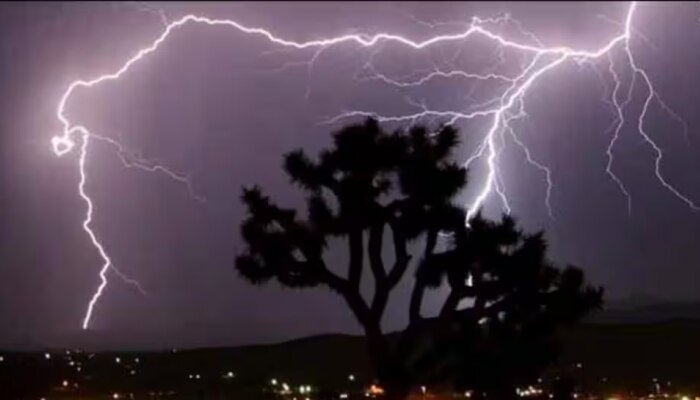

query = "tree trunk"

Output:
[[487, 385, 518, 400], [382, 381, 411, 400], [365, 326, 411, 400]]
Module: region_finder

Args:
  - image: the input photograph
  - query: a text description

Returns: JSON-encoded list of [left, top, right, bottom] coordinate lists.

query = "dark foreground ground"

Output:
[[1, 320, 699, 399]]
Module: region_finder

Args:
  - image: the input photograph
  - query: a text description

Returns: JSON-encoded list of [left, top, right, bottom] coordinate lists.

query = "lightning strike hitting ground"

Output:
[[53, 1, 698, 328]]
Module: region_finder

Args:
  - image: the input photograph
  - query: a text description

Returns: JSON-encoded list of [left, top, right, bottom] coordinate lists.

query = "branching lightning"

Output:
[[91, 133, 205, 203], [53, 1, 698, 328]]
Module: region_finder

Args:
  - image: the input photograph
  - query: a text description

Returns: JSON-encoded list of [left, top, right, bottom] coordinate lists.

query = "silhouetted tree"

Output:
[[235, 118, 602, 399], [396, 213, 602, 399]]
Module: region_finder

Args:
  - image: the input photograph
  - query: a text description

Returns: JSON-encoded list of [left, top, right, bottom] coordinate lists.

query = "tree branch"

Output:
[[348, 230, 363, 288], [369, 222, 387, 282], [440, 289, 462, 318], [369, 221, 388, 318], [369, 213, 413, 318], [409, 229, 438, 325], [387, 220, 411, 288], [318, 263, 373, 327]]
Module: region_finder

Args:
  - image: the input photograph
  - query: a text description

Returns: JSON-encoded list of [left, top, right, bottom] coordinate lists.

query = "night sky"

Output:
[[1, 2, 699, 350]]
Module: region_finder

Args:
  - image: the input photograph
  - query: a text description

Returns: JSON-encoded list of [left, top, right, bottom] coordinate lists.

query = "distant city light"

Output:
[[2, 347, 697, 400], [367, 384, 384, 396], [517, 386, 543, 398]]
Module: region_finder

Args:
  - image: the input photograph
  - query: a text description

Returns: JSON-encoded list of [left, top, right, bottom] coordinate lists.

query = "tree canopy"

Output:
[[235, 118, 602, 399]]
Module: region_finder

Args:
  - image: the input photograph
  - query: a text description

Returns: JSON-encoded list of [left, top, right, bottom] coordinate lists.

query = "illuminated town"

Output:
[[1, 340, 698, 400]]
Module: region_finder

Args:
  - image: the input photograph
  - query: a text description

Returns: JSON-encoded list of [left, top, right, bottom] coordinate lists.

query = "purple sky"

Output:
[[1, 2, 700, 350]]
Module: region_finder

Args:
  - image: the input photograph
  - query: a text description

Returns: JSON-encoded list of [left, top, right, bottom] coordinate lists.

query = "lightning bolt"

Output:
[[53, 1, 698, 328], [333, 2, 697, 218], [73, 131, 146, 330], [91, 133, 205, 203]]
